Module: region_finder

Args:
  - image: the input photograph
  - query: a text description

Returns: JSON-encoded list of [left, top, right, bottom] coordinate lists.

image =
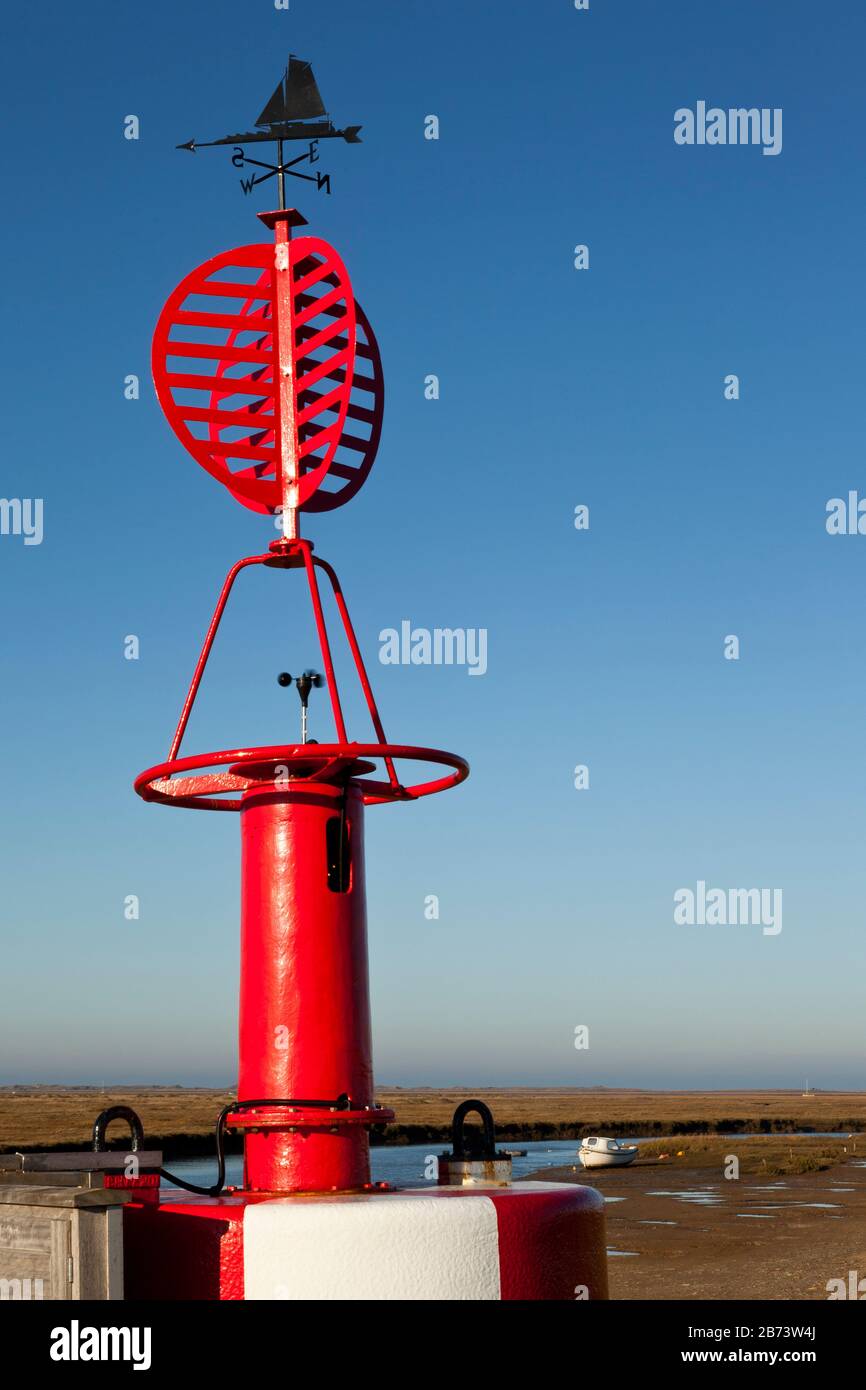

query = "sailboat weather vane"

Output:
[[177, 55, 361, 203]]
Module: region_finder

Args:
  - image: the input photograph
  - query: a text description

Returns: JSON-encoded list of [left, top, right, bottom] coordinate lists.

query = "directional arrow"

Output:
[[175, 56, 362, 200]]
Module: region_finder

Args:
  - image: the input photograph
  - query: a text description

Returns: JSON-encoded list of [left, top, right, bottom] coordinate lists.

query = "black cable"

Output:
[[158, 1102, 235, 1196], [157, 1094, 352, 1196]]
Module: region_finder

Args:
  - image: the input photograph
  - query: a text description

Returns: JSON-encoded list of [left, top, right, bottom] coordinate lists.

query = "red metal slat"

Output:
[[294, 282, 347, 330], [296, 329, 374, 361], [297, 383, 345, 426], [295, 347, 353, 394], [293, 314, 351, 361], [183, 406, 275, 428], [295, 292, 344, 322], [196, 280, 273, 300], [299, 390, 374, 425], [205, 440, 276, 461], [166, 372, 276, 395], [167, 341, 275, 364], [173, 309, 272, 332], [298, 422, 340, 459], [292, 258, 335, 297]]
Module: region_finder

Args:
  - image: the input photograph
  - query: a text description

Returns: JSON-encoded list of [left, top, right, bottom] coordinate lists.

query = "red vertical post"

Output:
[[258, 208, 307, 541], [236, 776, 375, 1193]]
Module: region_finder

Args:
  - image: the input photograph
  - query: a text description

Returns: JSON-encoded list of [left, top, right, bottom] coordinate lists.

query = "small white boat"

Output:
[[578, 1136, 639, 1169]]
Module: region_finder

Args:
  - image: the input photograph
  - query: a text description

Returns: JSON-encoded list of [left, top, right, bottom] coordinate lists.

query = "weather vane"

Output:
[[177, 55, 361, 203]]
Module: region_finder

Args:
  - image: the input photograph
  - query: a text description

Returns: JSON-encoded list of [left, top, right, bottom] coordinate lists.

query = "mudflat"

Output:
[[532, 1148, 866, 1300]]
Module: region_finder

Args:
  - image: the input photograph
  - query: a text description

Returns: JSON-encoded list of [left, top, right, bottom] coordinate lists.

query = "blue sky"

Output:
[[1, 0, 864, 1088]]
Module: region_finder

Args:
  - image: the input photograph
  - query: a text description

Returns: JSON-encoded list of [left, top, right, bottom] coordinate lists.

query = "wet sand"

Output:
[[532, 1159, 866, 1300]]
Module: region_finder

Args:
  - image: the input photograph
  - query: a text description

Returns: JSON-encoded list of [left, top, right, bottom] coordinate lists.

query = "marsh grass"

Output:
[[636, 1134, 852, 1175], [1, 1086, 863, 1158]]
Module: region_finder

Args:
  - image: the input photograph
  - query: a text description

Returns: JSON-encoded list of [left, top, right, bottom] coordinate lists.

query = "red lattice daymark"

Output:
[[152, 234, 383, 515]]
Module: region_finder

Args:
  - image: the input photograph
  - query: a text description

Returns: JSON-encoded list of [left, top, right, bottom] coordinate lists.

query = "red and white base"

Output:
[[124, 1181, 608, 1301]]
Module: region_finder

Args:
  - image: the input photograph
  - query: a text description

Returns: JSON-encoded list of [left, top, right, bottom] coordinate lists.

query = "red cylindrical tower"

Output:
[[236, 778, 374, 1192]]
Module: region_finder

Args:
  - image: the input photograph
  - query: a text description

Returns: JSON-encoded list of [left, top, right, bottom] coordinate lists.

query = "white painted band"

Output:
[[243, 1191, 501, 1301]]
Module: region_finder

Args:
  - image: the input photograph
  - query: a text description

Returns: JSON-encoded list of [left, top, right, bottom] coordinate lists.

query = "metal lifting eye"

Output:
[[277, 669, 324, 743]]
